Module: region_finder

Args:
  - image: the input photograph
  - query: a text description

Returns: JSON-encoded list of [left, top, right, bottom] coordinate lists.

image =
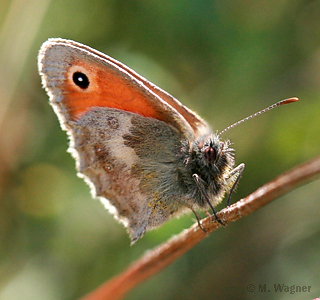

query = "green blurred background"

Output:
[[1, 0, 320, 299]]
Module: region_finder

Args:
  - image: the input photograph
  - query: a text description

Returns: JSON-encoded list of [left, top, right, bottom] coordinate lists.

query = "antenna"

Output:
[[218, 97, 298, 137]]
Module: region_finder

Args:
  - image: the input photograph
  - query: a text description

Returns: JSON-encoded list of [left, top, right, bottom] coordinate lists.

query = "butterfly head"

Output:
[[191, 134, 235, 180]]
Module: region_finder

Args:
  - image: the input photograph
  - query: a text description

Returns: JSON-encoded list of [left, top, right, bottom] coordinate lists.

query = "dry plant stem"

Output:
[[80, 155, 320, 300]]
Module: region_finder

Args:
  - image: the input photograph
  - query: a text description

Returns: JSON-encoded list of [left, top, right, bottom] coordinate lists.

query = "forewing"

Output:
[[38, 38, 210, 140]]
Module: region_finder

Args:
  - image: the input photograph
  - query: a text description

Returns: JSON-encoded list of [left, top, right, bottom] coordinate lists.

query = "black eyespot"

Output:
[[73, 72, 89, 89]]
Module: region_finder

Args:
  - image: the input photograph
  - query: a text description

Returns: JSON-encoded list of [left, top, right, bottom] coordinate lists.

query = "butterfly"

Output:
[[38, 38, 297, 243]]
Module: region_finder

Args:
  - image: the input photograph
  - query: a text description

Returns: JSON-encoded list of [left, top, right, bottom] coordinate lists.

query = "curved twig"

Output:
[[80, 155, 320, 300]]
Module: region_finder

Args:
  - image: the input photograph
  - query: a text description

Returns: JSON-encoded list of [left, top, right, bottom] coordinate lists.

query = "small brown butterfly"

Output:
[[38, 38, 298, 243]]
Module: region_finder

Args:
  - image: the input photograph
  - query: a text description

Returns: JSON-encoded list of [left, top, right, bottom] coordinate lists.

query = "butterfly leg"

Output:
[[190, 207, 208, 233], [192, 174, 225, 226], [226, 163, 245, 206]]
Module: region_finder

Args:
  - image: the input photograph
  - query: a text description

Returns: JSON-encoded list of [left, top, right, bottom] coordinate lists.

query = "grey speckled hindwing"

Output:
[[69, 107, 188, 243]]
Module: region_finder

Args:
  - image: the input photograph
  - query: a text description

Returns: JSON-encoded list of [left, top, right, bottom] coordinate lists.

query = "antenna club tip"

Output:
[[280, 97, 299, 105]]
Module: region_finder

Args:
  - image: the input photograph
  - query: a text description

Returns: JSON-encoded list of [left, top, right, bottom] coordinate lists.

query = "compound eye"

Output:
[[203, 146, 216, 163]]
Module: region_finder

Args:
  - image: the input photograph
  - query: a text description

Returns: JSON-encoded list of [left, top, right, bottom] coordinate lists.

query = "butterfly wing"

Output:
[[38, 38, 210, 140], [54, 39, 210, 138]]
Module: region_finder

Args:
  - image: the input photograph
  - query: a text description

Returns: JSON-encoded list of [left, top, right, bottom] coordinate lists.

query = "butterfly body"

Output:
[[38, 38, 242, 243]]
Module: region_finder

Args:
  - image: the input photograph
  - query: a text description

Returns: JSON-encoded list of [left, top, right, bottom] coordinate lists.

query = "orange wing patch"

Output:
[[63, 61, 162, 121]]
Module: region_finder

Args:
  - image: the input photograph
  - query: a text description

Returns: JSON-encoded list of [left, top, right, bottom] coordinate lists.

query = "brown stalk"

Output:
[[80, 155, 320, 300]]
